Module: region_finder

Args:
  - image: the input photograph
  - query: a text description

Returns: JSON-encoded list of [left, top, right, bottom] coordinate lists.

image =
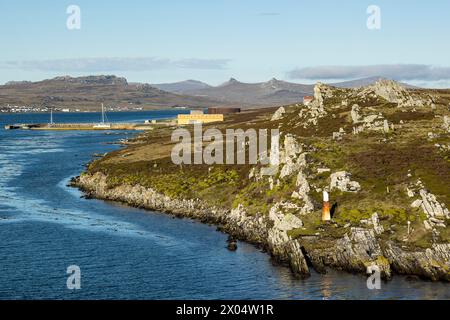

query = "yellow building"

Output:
[[177, 114, 224, 125]]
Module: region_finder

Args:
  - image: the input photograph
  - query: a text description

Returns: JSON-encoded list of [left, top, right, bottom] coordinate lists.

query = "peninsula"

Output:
[[71, 80, 450, 281]]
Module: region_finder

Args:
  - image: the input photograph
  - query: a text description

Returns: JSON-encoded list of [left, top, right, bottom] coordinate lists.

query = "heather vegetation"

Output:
[[86, 81, 450, 250]]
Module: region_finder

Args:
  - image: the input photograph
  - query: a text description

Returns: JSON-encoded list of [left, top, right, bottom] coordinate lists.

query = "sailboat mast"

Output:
[[50, 108, 53, 125], [101, 103, 105, 123]]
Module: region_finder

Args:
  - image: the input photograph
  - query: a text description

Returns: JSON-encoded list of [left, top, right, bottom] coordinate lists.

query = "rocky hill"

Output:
[[1, 75, 419, 111], [0, 75, 223, 111], [151, 80, 212, 94], [156, 77, 415, 107], [331, 76, 415, 89], [72, 80, 450, 281], [181, 78, 314, 106]]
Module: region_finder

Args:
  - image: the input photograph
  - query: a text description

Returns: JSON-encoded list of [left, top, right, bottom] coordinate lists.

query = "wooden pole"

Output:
[[322, 191, 331, 222]]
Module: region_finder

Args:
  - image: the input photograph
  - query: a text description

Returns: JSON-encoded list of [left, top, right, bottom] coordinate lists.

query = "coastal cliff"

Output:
[[72, 80, 450, 281], [73, 172, 311, 276], [72, 171, 449, 281]]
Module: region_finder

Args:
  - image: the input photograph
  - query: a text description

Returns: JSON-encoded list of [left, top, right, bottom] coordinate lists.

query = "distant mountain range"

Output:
[[0, 75, 222, 111], [151, 80, 212, 94], [153, 78, 313, 106], [0, 75, 416, 111], [152, 77, 415, 106]]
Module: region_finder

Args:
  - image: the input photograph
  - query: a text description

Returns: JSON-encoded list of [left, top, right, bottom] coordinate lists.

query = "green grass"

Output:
[[83, 85, 450, 249]]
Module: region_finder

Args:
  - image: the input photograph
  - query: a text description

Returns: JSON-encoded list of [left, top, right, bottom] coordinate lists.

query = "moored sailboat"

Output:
[[94, 103, 111, 129]]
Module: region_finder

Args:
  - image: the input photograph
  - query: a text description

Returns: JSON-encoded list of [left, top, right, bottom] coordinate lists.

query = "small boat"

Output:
[[4, 125, 20, 130], [93, 103, 111, 129]]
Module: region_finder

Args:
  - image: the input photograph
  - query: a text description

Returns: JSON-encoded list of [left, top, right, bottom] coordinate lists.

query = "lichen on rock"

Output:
[[329, 171, 361, 193], [271, 106, 285, 121]]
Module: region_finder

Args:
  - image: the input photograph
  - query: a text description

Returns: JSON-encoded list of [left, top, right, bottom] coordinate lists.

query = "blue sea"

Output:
[[0, 111, 448, 300]]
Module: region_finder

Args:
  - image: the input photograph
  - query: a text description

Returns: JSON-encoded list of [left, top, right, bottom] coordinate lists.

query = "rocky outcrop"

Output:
[[383, 119, 390, 133], [409, 180, 449, 230], [351, 104, 362, 124], [73, 173, 310, 278], [302, 228, 391, 279], [55, 75, 128, 86], [351, 104, 391, 134], [416, 189, 449, 230], [371, 212, 385, 235], [443, 116, 450, 133], [271, 106, 285, 121], [313, 83, 324, 105], [384, 243, 450, 281], [367, 79, 433, 107], [329, 171, 361, 193], [332, 128, 346, 141], [301, 227, 449, 281], [419, 189, 450, 221], [277, 135, 314, 214], [72, 172, 450, 282], [291, 171, 315, 214], [314, 82, 335, 102], [267, 203, 310, 276], [279, 135, 306, 179], [297, 83, 328, 128], [369, 80, 407, 104]]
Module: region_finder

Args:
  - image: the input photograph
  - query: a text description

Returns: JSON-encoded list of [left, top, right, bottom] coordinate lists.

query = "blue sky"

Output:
[[1, 0, 449, 87]]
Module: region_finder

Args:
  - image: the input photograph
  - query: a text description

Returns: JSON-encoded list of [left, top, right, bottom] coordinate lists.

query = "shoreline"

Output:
[[70, 173, 309, 277], [71, 172, 450, 282], [0, 108, 189, 116]]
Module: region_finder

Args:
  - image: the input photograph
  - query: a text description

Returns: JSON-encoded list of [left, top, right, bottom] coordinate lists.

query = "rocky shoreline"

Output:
[[71, 172, 450, 282]]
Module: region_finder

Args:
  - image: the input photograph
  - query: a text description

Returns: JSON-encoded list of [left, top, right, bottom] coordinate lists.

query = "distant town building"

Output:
[[208, 107, 241, 114], [303, 96, 314, 105], [190, 110, 205, 115], [177, 114, 224, 125]]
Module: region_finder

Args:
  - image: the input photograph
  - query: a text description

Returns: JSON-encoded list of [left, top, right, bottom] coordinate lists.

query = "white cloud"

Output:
[[288, 64, 450, 81], [0, 57, 231, 72]]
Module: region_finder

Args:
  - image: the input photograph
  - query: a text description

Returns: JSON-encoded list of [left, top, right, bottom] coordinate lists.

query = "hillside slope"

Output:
[[184, 78, 313, 106], [160, 77, 416, 107], [151, 80, 212, 94], [73, 80, 450, 281], [0, 75, 222, 111]]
